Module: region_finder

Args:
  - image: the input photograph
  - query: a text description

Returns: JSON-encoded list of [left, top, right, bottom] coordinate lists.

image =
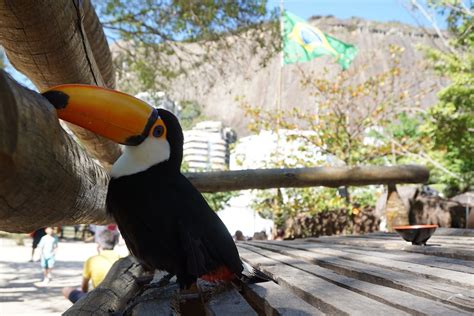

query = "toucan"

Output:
[[42, 84, 265, 289]]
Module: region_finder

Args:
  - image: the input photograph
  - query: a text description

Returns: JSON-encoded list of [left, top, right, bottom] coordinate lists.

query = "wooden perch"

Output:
[[0, 0, 121, 167], [0, 70, 109, 233], [185, 165, 430, 192]]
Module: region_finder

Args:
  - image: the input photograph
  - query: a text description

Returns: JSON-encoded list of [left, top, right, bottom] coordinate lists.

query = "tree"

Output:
[[241, 45, 428, 225], [411, 0, 473, 194], [0, 70, 110, 233], [243, 46, 419, 167], [97, 0, 279, 93], [0, 0, 121, 169]]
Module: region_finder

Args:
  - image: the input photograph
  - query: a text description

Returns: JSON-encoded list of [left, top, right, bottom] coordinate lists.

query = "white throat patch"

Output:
[[111, 137, 171, 178]]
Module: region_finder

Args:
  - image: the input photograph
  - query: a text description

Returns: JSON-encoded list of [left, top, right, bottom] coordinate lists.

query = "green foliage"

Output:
[[101, 0, 272, 43], [180, 162, 237, 212], [240, 46, 421, 225], [419, 0, 474, 193], [243, 45, 412, 166], [251, 187, 347, 227], [203, 191, 238, 212], [179, 100, 206, 130], [98, 0, 279, 92]]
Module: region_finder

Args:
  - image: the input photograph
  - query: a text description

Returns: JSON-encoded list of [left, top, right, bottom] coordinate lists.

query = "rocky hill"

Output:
[[114, 16, 447, 136]]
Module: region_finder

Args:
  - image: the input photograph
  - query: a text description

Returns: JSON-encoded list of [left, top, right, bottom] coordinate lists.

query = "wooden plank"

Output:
[[306, 236, 474, 260], [204, 287, 257, 316], [356, 228, 474, 237], [242, 281, 325, 316], [348, 233, 474, 247], [259, 241, 474, 288], [239, 245, 471, 315], [334, 233, 474, 244], [242, 242, 474, 311], [286, 240, 474, 274], [402, 244, 474, 260], [131, 283, 179, 316], [315, 232, 474, 246], [435, 228, 474, 237], [237, 247, 411, 315], [314, 235, 474, 248]]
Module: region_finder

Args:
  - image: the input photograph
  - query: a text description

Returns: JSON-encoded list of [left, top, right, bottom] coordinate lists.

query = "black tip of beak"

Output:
[[42, 90, 69, 109], [125, 135, 147, 146]]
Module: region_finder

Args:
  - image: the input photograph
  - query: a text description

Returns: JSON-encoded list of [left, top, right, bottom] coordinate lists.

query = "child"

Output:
[[30, 227, 46, 262], [37, 227, 58, 285]]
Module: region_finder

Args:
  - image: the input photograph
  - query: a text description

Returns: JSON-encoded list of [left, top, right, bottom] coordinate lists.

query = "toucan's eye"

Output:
[[153, 125, 165, 137]]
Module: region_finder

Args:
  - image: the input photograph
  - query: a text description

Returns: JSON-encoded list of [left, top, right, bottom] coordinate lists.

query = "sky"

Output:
[[5, 0, 445, 89], [267, 0, 446, 28]]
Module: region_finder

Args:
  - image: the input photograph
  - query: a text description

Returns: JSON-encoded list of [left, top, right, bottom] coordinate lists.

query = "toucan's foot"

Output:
[[135, 275, 154, 287], [178, 282, 200, 299], [148, 273, 175, 289], [126, 272, 175, 311], [178, 283, 206, 316]]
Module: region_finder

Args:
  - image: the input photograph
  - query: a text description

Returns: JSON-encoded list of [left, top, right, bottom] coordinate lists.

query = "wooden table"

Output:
[[65, 229, 474, 315], [237, 228, 474, 315]]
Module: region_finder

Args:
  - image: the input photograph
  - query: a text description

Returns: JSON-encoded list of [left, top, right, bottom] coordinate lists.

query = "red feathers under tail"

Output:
[[201, 266, 235, 282]]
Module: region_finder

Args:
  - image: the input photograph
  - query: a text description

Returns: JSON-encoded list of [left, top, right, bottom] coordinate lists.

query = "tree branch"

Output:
[[184, 165, 429, 193], [0, 0, 121, 168], [0, 70, 110, 233]]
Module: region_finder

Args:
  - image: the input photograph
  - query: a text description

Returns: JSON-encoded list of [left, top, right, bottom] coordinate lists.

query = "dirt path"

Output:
[[0, 237, 129, 315]]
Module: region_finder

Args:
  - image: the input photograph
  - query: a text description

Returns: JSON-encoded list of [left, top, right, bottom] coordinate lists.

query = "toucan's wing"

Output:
[[106, 174, 185, 272], [106, 171, 242, 278], [173, 174, 243, 278]]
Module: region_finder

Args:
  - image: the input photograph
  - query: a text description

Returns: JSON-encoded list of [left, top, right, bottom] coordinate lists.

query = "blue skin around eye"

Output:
[[153, 125, 164, 137]]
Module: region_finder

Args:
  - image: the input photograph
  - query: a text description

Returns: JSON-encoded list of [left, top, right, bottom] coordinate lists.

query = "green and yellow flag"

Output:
[[282, 11, 358, 70]]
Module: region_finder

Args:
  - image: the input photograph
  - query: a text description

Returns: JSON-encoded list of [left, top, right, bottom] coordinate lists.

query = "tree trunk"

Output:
[[0, 0, 121, 168], [0, 70, 109, 233]]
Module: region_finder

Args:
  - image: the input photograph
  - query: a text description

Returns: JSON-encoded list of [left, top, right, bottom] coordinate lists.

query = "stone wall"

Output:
[[409, 193, 470, 228], [278, 207, 380, 239]]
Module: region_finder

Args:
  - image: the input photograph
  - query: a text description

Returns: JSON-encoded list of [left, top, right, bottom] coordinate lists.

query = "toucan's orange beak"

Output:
[[42, 84, 166, 146]]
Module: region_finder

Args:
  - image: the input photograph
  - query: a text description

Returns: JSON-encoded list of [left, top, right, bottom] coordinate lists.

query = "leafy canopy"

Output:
[[97, 0, 278, 91], [420, 0, 474, 193]]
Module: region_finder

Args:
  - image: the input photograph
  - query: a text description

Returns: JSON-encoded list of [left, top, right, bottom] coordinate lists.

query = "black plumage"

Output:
[[106, 109, 243, 288]]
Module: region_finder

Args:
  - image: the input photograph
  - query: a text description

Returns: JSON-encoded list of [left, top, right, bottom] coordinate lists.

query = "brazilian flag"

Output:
[[282, 11, 358, 70]]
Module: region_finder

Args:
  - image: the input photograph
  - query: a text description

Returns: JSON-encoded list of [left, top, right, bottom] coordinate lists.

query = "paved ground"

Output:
[[0, 237, 129, 315]]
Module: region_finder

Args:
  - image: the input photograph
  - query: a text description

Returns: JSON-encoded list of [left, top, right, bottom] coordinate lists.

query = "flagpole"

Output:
[[276, 0, 284, 165], [278, 0, 284, 114]]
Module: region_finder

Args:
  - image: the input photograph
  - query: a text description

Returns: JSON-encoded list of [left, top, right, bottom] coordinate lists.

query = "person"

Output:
[[234, 230, 245, 241], [93, 224, 119, 253], [30, 227, 46, 262], [37, 227, 58, 285], [73, 225, 81, 240], [252, 230, 268, 240], [62, 230, 120, 303]]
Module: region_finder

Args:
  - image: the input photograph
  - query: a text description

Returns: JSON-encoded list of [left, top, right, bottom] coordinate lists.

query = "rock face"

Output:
[[376, 186, 470, 228], [279, 207, 380, 239], [409, 192, 470, 228], [154, 16, 447, 135]]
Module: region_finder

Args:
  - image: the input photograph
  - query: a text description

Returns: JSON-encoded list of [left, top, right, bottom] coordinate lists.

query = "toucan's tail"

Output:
[[239, 261, 275, 284]]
